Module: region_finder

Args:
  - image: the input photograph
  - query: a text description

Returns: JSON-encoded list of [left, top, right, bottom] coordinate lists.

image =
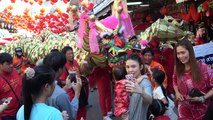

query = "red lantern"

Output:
[[10, 0, 16, 3], [63, 0, 69, 4], [88, 3, 94, 10], [146, 15, 153, 22], [160, 6, 168, 16]]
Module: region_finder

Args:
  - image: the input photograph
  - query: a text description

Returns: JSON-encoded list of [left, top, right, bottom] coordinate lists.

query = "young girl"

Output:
[[16, 65, 64, 120], [113, 66, 129, 120], [152, 69, 177, 120]]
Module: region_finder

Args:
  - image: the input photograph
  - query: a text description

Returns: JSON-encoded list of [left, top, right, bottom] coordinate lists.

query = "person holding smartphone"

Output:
[[125, 54, 153, 120], [60, 46, 86, 120], [0, 97, 12, 114], [0, 53, 22, 120], [43, 51, 82, 120]]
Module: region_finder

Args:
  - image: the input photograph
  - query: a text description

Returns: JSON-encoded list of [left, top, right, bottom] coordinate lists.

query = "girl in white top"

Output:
[[152, 69, 177, 120]]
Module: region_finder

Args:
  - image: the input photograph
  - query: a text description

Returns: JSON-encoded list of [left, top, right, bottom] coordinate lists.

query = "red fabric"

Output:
[[195, 37, 206, 46], [60, 61, 80, 101], [59, 60, 80, 82], [59, 60, 87, 119], [88, 72, 96, 88], [114, 79, 129, 117], [154, 115, 170, 120], [0, 69, 22, 117], [76, 106, 87, 120], [160, 47, 175, 95], [93, 67, 112, 116], [173, 62, 213, 120]]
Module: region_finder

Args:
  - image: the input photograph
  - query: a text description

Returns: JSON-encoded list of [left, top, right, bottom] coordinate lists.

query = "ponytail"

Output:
[[22, 65, 55, 120], [161, 85, 169, 107], [22, 75, 33, 120]]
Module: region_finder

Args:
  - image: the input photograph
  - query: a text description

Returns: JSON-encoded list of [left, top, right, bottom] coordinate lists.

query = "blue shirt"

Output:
[[47, 84, 79, 120], [16, 103, 63, 120]]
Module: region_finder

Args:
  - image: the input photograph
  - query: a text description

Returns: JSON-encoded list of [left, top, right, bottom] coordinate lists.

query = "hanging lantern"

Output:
[[160, 6, 168, 16], [11, 0, 16, 3], [24, 0, 29, 3], [67, 5, 72, 12], [29, 0, 34, 5]]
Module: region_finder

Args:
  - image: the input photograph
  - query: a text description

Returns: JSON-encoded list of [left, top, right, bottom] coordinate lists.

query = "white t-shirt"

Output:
[[153, 86, 177, 120]]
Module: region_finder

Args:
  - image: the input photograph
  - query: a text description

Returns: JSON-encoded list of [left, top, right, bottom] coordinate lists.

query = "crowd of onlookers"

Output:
[[0, 22, 213, 120]]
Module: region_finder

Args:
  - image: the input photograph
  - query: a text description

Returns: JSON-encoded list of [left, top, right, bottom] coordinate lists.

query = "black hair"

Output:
[[142, 47, 154, 56], [152, 69, 169, 104], [126, 54, 145, 75], [61, 46, 73, 55], [50, 49, 59, 53], [152, 69, 165, 85], [22, 65, 55, 120], [0, 53, 12, 64], [43, 51, 66, 72], [149, 99, 166, 117], [113, 66, 127, 80], [129, 36, 137, 42]]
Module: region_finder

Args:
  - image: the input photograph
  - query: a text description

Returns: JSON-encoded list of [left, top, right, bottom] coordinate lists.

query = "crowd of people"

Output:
[[0, 24, 213, 120]]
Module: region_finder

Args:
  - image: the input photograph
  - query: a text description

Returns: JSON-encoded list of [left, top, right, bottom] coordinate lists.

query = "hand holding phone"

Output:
[[69, 72, 77, 83], [125, 74, 135, 82]]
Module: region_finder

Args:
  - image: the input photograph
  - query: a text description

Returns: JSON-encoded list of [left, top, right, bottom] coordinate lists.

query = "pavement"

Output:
[[86, 89, 121, 120]]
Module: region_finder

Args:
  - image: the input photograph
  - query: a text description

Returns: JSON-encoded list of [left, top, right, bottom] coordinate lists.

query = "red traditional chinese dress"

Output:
[[173, 62, 213, 120]]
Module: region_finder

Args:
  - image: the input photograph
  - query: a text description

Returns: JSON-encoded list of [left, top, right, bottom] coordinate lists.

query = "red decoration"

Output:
[[180, 3, 201, 22], [146, 15, 153, 23], [160, 6, 168, 16], [114, 35, 125, 48], [88, 3, 94, 10], [11, 0, 16, 3]]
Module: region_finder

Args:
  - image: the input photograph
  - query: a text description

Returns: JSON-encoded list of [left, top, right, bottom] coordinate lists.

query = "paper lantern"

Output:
[[160, 6, 168, 15], [29, 0, 34, 5], [88, 3, 94, 10], [63, 0, 69, 4], [81, 1, 88, 7], [11, 0, 16, 3], [67, 5, 72, 11]]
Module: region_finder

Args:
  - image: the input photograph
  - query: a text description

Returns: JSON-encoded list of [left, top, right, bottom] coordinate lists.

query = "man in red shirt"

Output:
[[142, 47, 168, 88], [0, 53, 22, 120], [195, 22, 208, 46], [59, 46, 86, 120]]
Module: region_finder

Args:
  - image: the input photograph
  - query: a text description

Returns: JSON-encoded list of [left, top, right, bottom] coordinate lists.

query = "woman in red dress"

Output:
[[173, 39, 213, 120]]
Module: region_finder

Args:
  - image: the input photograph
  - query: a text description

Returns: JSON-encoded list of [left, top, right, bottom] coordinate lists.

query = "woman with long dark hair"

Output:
[[16, 65, 64, 120], [173, 39, 213, 120], [125, 54, 153, 120]]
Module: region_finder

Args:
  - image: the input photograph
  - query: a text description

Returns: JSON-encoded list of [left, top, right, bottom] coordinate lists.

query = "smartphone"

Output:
[[0, 100, 4, 104], [69, 72, 77, 83], [125, 74, 134, 82]]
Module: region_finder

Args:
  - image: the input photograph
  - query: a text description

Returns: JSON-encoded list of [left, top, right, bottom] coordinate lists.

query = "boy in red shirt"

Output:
[[0, 53, 22, 120]]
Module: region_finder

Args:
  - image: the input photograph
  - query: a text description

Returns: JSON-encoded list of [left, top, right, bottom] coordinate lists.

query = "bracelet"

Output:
[[199, 96, 205, 103]]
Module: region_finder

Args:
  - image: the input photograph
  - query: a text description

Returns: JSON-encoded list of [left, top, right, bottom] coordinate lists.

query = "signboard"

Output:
[[176, 0, 189, 4], [193, 42, 213, 69]]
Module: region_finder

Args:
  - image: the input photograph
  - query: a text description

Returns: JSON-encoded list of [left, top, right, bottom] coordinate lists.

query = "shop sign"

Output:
[[93, 0, 113, 15], [176, 0, 189, 4], [194, 42, 213, 69]]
